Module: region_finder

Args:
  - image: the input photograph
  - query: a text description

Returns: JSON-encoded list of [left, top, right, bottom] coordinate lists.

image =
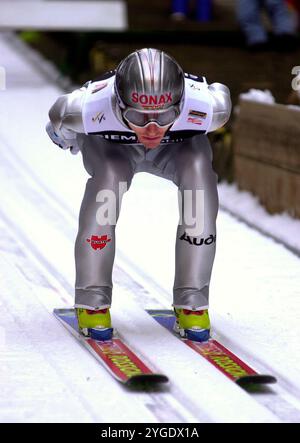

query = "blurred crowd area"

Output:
[[17, 0, 300, 185], [19, 1, 300, 110]]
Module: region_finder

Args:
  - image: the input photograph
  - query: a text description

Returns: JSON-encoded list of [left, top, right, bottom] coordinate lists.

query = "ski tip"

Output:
[[236, 374, 277, 387], [125, 374, 169, 387]]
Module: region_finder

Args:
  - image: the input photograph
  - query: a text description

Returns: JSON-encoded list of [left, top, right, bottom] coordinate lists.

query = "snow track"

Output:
[[1, 32, 300, 422]]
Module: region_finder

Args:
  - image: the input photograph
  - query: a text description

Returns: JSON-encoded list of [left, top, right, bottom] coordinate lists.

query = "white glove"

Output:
[[46, 122, 80, 155]]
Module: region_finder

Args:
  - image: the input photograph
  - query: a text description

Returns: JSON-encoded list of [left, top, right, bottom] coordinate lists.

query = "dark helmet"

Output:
[[115, 48, 185, 111]]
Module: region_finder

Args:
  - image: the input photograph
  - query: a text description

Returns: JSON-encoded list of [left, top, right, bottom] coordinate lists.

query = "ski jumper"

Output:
[[47, 72, 231, 311]]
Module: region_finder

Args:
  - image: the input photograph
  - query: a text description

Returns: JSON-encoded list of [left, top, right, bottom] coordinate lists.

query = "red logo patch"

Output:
[[91, 81, 108, 94], [86, 235, 111, 250], [183, 309, 205, 316], [187, 117, 203, 125], [131, 92, 172, 108]]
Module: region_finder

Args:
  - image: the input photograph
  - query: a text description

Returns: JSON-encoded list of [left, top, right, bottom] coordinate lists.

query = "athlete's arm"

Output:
[[46, 86, 87, 153], [48, 87, 86, 135], [207, 83, 232, 132]]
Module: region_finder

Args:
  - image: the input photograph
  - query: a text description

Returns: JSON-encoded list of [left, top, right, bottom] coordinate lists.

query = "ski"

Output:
[[54, 308, 168, 387], [147, 310, 277, 387]]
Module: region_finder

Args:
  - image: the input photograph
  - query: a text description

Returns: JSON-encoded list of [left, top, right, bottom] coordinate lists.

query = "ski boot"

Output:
[[174, 307, 210, 342], [76, 307, 113, 341]]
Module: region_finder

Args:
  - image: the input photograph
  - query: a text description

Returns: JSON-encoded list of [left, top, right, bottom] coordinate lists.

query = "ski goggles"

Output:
[[122, 105, 180, 128]]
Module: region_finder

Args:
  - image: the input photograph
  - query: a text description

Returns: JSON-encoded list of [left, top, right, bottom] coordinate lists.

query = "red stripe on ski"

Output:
[[88, 338, 153, 382], [187, 339, 257, 381]]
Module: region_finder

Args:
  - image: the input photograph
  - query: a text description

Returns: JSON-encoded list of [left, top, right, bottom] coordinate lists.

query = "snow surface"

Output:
[[218, 182, 300, 255], [239, 89, 275, 105], [0, 32, 300, 423]]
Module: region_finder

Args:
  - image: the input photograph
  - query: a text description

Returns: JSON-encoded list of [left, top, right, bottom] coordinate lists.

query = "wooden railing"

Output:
[[233, 99, 300, 218]]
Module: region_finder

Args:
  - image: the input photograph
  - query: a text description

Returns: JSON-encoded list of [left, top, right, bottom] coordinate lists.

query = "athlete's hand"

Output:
[[46, 122, 80, 155]]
